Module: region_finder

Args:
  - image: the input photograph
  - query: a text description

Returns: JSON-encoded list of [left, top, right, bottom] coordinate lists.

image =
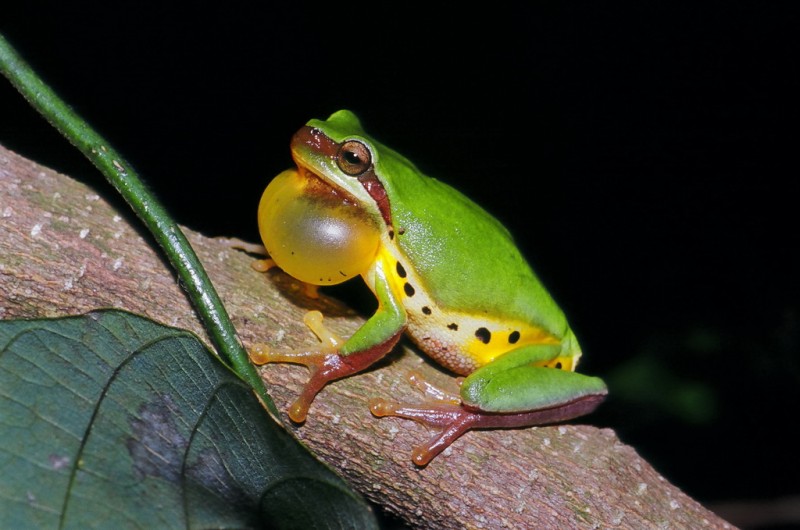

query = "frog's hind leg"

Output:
[[372, 393, 606, 466], [370, 354, 607, 466]]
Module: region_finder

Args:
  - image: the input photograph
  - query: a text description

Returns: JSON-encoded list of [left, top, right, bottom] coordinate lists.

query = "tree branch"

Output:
[[0, 144, 734, 529]]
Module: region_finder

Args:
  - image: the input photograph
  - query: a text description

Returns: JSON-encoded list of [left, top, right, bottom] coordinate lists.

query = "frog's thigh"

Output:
[[460, 344, 604, 413]]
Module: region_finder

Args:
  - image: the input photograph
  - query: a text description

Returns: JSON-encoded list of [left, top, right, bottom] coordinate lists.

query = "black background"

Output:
[[2, 5, 798, 528]]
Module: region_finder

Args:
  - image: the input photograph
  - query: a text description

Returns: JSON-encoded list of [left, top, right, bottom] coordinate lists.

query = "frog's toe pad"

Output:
[[251, 258, 276, 272], [248, 343, 273, 365]]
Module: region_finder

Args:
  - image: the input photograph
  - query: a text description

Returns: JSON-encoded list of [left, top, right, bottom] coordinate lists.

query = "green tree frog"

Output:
[[252, 110, 607, 465]]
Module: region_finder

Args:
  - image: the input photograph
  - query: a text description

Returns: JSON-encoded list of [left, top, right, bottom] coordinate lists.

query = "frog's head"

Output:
[[257, 110, 389, 286], [289, 110, 393, 228]]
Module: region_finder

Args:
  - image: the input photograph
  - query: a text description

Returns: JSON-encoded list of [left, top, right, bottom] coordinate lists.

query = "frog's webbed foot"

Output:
[[251, 257, 277, 272], [370, 371, 480, 466], [251, 311, 400, 423], [219, 237, 268, 256], [219, 238, 296, 283], [250, 258, 320, 299], [250, 311, 342, 422], [222, 238, 320, 298], [370, 370, 606, 466]]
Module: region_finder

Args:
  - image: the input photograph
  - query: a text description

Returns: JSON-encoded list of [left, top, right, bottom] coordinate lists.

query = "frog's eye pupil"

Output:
[[337, 140, 372, 176], [343, 151, 361, 164]]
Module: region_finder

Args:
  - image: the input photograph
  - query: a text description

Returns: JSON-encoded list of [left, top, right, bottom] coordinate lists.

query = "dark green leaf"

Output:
[[0, 310, 376, 529]]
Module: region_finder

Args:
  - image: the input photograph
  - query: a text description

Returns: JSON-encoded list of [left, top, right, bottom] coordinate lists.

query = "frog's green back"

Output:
[[313, 110, 568, 335], [377, 138, 567, 336]]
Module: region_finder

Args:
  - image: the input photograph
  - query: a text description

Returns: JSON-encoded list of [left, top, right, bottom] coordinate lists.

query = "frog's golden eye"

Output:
[[336, 140, 372, 176]]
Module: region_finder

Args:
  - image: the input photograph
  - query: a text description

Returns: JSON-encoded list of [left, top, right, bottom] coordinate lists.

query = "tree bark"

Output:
[[0, 143, 734, 529]]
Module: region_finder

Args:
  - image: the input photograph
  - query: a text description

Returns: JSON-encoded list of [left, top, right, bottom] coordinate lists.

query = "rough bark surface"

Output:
[[0, 143, 734, 529]]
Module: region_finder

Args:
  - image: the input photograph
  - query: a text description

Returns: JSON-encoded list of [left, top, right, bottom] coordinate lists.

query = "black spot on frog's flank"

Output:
[[555, 361, 563, 369], [475, 327, 491, 344], [396, 262, 407, 278], [388, 229, 395, 239], [508, 331, 521, 344], [339, 270, 347, 277], [448, 323, 459, 331], [422, 306, 432, 315], [404, 283, 415, 297]]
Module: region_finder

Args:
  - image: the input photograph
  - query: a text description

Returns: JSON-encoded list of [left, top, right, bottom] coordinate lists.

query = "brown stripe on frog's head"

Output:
[[291, 125, 393, 227]]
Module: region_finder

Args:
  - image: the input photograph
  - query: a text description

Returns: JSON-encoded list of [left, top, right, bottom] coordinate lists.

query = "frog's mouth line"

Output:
[[295, 163, 358, 205]]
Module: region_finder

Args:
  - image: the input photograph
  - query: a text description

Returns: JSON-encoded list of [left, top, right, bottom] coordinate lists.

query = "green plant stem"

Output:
[[0, 33, 278, 416]]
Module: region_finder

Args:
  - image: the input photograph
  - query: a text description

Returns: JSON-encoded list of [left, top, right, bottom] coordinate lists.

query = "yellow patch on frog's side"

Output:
[[540, 353, 578, 371], [375, 244, 564, 376], [407, 311, 562, 375]]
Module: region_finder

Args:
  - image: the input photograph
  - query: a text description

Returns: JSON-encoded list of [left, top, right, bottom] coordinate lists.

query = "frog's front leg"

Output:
[[371, 344, 607, 466], [251, 263, 406, 423], [233, 241, 321, 299]]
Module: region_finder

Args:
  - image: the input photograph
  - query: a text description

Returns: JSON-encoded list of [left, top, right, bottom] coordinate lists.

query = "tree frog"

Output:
[[252, 110, 607, 465]]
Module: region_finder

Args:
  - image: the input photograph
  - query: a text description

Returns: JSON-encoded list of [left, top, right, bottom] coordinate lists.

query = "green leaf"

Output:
[[0, 310, 376, 529]]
